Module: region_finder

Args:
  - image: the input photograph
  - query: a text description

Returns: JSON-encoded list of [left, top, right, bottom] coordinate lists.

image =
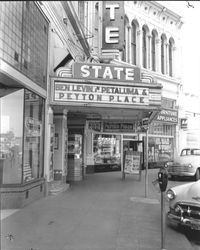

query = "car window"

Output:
[[181, 149, 191, 156], [191, 149, 200, 155]]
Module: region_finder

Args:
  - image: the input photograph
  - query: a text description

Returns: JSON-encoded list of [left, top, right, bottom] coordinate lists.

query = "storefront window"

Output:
[[93, 134, 121, 169], [149, 122, 175, 136], [0, 89, 24, 184], [23, 89, 45, 182], [148, 137, 174, 168]]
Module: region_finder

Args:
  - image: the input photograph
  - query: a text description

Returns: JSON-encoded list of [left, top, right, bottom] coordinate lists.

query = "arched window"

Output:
[[142, 26, 147, 68], [131, 22, 137, 65], [161, 34, 165, 74], [151, 31, 156, 71], [169, 39, 173, 76]]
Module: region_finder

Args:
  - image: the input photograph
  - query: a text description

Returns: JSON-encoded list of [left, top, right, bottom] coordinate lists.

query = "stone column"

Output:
[[156, 38, 161, 73], [137, 29, 142, 67], [128, 25, 131, 64], [165, 42, 169, 75], [148, 35, 152, 70], [172, 46, 177, 77], [53, 109, 68, 183]]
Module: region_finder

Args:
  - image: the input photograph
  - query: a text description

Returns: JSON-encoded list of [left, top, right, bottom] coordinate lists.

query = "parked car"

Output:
[[166, 180, 200, 230], [166, 148, 200, 181]]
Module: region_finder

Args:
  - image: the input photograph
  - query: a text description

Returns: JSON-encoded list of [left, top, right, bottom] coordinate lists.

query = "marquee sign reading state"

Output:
[[53, 81, 149, 107]]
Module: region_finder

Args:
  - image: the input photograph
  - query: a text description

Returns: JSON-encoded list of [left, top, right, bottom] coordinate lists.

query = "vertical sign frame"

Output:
[[102, 1, 125, 50]]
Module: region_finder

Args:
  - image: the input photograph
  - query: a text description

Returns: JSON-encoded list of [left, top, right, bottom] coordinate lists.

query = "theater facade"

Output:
[[49, 61, 162, 181]]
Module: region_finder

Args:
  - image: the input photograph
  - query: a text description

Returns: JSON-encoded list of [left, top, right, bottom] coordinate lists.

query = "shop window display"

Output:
[[0, 89, 24, 184], [0, 88, 45, 185], [148, 137, 174, 168], [93, 134, 121, 172], [23, 89, 45, 182]]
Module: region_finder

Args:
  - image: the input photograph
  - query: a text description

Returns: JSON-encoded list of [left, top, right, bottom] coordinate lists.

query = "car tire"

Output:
[[195, 169, 200, 181]]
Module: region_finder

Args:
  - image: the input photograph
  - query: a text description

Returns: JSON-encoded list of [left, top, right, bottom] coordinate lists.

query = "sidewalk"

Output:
[[1, 169, 193, 250]]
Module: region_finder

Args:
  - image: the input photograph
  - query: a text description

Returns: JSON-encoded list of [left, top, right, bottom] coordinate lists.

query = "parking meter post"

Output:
[[161, 190, 166, 250], [158, 167, 168, 250], [145, 128, 148, 198]]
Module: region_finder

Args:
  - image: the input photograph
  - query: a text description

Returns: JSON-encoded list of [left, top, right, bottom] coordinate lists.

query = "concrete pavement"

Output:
[[1, 169, 193, 250]]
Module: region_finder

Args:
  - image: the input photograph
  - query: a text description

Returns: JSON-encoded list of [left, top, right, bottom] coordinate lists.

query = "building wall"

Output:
[[178, 92, 200, 152]]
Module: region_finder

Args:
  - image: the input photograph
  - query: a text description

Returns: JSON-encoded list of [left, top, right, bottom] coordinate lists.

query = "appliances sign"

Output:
[[53, 81, 149, 107], [155, 109, 178, 124]]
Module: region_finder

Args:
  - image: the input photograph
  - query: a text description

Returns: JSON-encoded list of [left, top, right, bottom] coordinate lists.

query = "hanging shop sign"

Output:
[[102, 1, 124, 50], [180, 118, 188, 129], [53, 81, 149, 107], [88, 121, 101, 132], [154, 109, 178, 124], [73, 62, 141, 82]]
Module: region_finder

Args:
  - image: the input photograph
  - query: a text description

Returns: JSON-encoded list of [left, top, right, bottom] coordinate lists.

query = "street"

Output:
[[1, 169, 199, 250]]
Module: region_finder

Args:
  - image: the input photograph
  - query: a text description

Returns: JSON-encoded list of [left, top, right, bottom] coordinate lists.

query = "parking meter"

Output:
[[158, 166, 168, 250], [158, 167, 168, 192]]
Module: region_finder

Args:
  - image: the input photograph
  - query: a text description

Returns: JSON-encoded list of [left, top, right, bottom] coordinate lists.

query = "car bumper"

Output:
[[168, 172, 195, 177], [167, 211, 200, 230]]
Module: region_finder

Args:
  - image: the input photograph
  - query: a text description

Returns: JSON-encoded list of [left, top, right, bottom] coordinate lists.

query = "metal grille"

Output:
[[175, 202, 200, 220], [168, 165, 188, 172]]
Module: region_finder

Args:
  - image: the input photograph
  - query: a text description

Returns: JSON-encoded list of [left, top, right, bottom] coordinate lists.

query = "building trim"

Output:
[[0, 59, 47, 98]]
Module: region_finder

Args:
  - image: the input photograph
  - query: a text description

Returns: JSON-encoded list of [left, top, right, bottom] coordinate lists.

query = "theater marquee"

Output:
[[51, 78, 162, 109], [53, 81, 149, 106]]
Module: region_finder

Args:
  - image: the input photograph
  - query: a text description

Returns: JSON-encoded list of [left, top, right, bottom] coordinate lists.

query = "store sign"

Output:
[[180, 118, 188, 129], [103, 122, 136, 132], [73, 63, 141, 82], [88, 121, 101, 132], [102, 1, 124, 50], [54, 81, 149, 107], [155, 109, 178, 124], [25, 92, 39, 102]]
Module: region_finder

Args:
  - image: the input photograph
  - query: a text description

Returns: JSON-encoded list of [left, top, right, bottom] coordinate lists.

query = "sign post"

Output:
[[141, 118, 149, 198]]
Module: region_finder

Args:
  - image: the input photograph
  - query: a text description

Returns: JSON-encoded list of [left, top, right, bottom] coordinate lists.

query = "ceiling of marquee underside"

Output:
[[52, 104, 156, 121]]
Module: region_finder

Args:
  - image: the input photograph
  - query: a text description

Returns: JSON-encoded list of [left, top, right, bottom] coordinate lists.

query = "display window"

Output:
[[0, 88, 45, 185], [23, 89, 45, 182], [148, 137, 174, 168], [93, 134, 121, 171], [0, 89, 24, 184]]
